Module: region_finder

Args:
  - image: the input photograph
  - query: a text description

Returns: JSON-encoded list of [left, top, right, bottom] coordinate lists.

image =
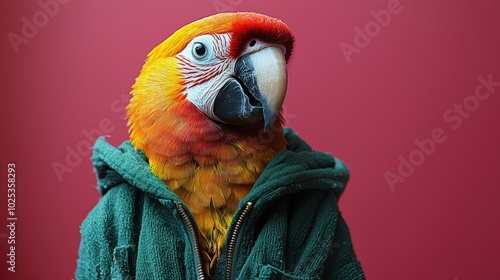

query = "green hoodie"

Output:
[[76, 128, 365, 280]]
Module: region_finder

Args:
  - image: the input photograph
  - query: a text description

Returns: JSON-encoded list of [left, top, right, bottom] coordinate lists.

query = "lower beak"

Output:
[[213, 46, 288, 130]]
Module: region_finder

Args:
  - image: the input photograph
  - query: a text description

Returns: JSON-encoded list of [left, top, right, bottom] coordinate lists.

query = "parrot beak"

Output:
[[213, 46, 287, 131]]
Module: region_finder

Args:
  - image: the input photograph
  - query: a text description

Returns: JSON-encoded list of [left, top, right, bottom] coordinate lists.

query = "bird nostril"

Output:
[[249, 40, 256, 47]]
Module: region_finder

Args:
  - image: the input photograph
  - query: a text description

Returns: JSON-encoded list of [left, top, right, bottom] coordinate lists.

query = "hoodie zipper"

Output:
[[177, 202, 205, 280], [225, 202, 253, 280]]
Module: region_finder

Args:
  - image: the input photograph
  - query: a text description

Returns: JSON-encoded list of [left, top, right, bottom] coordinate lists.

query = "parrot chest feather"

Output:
[[165, 130, 286, 278], [131, 102, 286, 278]]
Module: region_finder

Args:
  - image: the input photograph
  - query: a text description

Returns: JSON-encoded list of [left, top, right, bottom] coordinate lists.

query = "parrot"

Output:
[[126, 12, 294, 278]]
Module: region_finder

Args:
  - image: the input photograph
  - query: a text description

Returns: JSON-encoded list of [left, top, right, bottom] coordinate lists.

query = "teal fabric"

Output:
[[76, 128, 365, 280]]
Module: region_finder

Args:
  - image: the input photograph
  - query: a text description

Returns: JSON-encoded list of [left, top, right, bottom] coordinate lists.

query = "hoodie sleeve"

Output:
[[76, 183, 142, 280], [76, 230, 102, 279], [76, 200, 110, 280], [323, 211, 365, 280]]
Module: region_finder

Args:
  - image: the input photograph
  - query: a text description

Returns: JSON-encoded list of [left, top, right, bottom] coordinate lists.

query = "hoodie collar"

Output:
[[91, 128, 349, 206], [92, 136, 179, 202]]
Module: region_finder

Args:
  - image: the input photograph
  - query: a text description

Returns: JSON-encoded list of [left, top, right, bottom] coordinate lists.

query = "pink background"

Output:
[[1, 0, 499, 279]]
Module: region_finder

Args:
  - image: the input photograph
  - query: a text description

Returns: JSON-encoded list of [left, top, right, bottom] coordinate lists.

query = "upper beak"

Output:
[[213, 46, 287, 130]]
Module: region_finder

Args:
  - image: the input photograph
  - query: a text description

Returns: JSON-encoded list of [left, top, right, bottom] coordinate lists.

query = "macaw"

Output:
[[126, 12, 294, 278]]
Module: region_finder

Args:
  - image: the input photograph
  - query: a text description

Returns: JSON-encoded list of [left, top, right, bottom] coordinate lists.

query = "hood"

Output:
[[91, 128, 349, 209]]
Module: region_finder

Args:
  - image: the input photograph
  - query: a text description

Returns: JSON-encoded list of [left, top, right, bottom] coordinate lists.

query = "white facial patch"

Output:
[[177, 33, 233, 121]]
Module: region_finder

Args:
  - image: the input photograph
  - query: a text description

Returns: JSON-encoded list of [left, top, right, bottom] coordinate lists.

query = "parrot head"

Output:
[[151, 12, 292, 130], [129, 12, 293, 132]]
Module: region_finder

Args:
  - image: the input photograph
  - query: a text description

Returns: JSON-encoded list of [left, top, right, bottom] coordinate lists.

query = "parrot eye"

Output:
[[192, 42, 208, 59]]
